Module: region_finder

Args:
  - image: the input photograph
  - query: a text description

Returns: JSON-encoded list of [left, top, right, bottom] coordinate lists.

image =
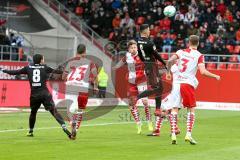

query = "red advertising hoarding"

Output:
[[0, 61, 28, 80]]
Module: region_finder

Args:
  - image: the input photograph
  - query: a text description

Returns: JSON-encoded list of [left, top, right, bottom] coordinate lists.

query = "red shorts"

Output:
[[127, 82, 148, 97], [128, 83, 139, 97], [180, 83, 196, 108], [77, 92, 88, 109]]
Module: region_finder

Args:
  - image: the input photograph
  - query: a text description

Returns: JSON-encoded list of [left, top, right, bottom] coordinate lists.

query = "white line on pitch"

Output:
[[0, 121, 135, 133]]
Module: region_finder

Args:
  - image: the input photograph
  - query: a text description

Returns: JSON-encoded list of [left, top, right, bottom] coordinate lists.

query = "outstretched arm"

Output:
[[2, 66, 27, 75], [198, 64, 220, 80], [45, 65, 63, 74]]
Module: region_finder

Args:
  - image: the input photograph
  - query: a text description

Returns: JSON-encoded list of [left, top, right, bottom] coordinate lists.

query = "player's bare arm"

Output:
[[198, 64, 221, 80], [166, 54, 178, 80]]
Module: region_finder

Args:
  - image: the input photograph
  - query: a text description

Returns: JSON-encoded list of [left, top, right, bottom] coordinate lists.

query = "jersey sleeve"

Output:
[[150, 41, 166, 66], [3, 66, 28, 75], [198, 54, 204, 64]]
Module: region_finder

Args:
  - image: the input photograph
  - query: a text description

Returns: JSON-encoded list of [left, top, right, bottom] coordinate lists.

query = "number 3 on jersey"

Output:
[[180, 58, 189, 72], [68, 66, 87, 81]]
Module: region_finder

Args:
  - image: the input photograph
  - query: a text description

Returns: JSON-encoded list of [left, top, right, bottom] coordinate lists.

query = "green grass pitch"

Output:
[[0, 107, 240, 160]]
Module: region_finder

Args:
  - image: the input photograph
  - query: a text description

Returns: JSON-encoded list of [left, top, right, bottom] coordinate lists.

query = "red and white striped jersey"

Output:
[[64, 57, 97, 91], [122, 52, 146, 84], [174, 48, 204, 88]]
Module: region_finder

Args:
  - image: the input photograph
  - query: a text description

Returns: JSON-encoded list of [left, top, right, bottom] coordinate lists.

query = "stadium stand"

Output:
[[58, 0, 240, 66]]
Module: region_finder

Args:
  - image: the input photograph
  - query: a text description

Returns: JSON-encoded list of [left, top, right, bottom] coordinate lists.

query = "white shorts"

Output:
[[161, 83, 182, 110]]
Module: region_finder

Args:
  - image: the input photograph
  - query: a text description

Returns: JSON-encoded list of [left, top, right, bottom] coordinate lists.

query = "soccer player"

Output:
[[62, 44, 98, 140], [113, 40, 153, 134], [148, 63, 182, 136], [0, 54, 72, 139], [136, 24, 167, 133], [166, 35, 220, 145]]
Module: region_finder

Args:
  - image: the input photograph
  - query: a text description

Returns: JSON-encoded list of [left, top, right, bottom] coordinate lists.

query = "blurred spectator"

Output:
[[198, 41, 210, 55], [175, 34, 185, 49], [154, 33, 163, 51], [102, 12, 113, 38], [217, 0, 227, 16], [120, 13, 135, 29], [145, 15, 154, 26], [216, 13, 224, 25], [112, 13, 121, 29], [235, 11, 240, 21], [184, 8, 195, 25], [88, 13, 102, 34], [224, 9, 233, 23], [202, 8, 215, 25], [236, 28, 240, 44], [228, 1, 238, 14], [226, 26, 236, 45], [210, 43, 220, 62], [218, 45, 230, 62], [177, 24, 187, 39], [187, 25, 199, 36], [162, 33, 174, 53], [216, 25, 226, 39]]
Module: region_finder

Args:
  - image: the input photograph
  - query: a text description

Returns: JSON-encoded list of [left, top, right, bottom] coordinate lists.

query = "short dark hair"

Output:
[[77, 44, 86, 54], [140, 24, 149, 32], [189, 35, 199, 46], [33, 54, 43, 64], [127, 40, 137, 48]]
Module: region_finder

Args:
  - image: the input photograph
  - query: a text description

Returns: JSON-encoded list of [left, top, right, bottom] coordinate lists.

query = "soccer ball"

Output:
[[163, 5, 176, 17]]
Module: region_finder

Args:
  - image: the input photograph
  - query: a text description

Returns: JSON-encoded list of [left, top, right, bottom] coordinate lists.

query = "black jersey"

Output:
[[3, 64, 62, 95], [137, 37, 166, 66], [137, 37, 167, 86]]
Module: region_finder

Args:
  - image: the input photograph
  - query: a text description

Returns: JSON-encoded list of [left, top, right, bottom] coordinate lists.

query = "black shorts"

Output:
[[30, 90, 55, 111], [145, 63, 162, 87]]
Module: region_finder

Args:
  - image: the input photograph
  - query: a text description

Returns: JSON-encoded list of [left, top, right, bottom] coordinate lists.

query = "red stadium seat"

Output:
[[229, 55, 239, 63], [218, 63, 227, 70], [227, 64, 238, 70], [208, 34, 215, 43], [206, 63, 217, 70], [226, 45, 234, 53], [233, 45, 240, 54], [75, 6, 84, 16], [137, 17, 145, 25], [160, 53, 169, 60], [154, 26, 160, 33], [170, 34, 177, 40]]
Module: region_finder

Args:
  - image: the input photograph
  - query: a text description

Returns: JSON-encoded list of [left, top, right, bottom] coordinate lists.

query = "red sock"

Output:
[[187, 112, 195, 134], [144, 105, 151, 121], [130, 106, 140, 124], [169, 113, 178, 134], [154, 116, 163, 132]]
